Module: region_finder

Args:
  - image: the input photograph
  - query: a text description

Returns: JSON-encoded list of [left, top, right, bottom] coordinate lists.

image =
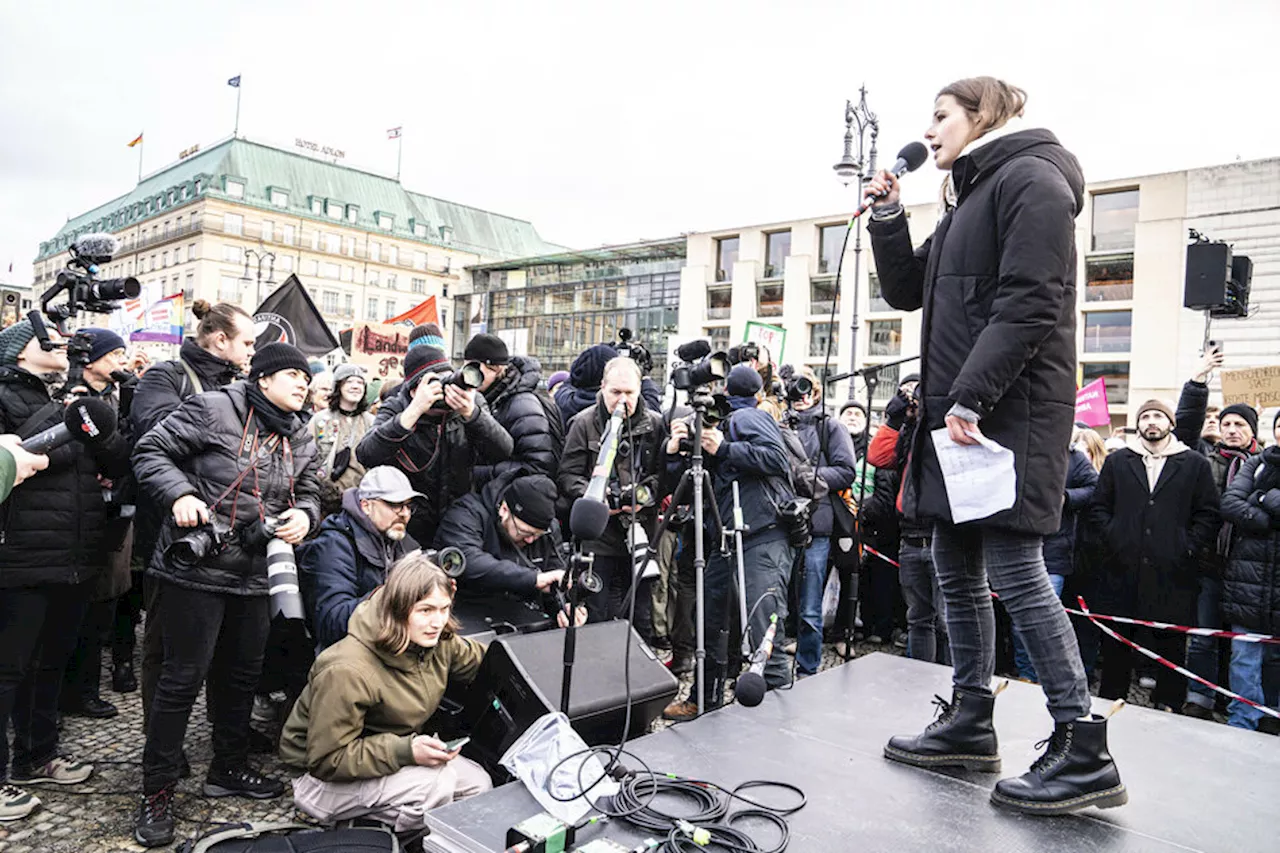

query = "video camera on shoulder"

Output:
[[613, 327, 653, 375]]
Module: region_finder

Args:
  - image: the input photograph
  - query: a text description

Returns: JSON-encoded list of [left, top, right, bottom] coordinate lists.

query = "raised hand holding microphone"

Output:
[[856, 141, 928, 217]]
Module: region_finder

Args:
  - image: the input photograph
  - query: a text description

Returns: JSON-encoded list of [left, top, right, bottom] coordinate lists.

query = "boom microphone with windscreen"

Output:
[[19, 397, 116, 454], [851, 141, 930, 219]]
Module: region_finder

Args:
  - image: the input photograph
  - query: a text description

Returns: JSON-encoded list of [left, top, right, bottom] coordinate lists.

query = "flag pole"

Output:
[[396, 132, 403, 182], [234, 84, 242, 138], [137, 136, 143, 183]]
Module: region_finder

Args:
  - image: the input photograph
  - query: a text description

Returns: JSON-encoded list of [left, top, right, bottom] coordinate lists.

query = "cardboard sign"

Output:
[[1220, 366, 1280, 409], [350, 321, 409, 379], [1074, 377, 1111, 427]]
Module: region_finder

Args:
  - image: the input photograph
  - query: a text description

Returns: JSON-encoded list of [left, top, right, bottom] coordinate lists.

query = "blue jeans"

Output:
[[1227, 625, 1280, 730], [1185, 577, 1223, 710], [796, 536, 831, 674], [932, 524, 1090, 723], [899, 539, 949, 664], [1012, 573, 1066, 681]]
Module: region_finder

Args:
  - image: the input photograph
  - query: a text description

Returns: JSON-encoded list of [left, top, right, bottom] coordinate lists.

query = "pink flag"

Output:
[[1075, 377, 1111, 427]]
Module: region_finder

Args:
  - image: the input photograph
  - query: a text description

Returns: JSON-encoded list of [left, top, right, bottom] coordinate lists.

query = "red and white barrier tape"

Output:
[[1075, 597, 1280, 720], [862, 546, 900, 569]]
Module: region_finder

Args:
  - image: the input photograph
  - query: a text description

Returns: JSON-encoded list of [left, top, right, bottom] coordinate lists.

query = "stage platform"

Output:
[[424, 652, 1279, 852]]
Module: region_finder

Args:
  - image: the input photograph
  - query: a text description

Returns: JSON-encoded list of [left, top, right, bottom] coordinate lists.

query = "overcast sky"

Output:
[[1, 0, 1276, 281]]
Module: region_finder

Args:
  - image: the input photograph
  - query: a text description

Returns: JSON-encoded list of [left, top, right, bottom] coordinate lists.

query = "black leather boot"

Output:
[[990, 714, 1127, 815], [884, 686, 1002, 772]]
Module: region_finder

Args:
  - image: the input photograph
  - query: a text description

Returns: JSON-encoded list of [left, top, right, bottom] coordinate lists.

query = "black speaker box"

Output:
[[460, 621, 679, 777], [1184, 241, 1233, 309]]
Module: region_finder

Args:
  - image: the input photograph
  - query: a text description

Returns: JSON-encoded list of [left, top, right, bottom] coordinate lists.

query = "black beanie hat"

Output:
[[80, 327, 126, 365], [248, 343, 310, 380], [403, 344, 451, 388], [899, 373, 920, 388], [725, 364, 763, 398], [839, 400, 867, 417], [1219, 403, 1259, 438], [504, 474, 557, 531], [464, 333, 510, 365]]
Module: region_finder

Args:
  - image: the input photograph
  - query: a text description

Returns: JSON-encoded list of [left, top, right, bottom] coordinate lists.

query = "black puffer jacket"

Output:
[[554, 343, 664, 426], [1220, 447, 1280, 632], [793, 407, 856, 537], [869, 129, 1084, 535], [356, 384, 513, 545], [435, 468, 567, 598], [558, 396, 667, 556], [0, 366, 132, 588], [1042, 449, 1098, 577], [130, 339, 241, 439], [132, 382, 321, 596], [473, 356, 561, 489]]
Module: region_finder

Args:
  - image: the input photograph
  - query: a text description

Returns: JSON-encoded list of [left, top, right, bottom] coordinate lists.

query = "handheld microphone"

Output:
[[734, 613, 779, 708], [19, 397, 116, 454], [850, 141, 930, 219], [569, 401, 628, 541]]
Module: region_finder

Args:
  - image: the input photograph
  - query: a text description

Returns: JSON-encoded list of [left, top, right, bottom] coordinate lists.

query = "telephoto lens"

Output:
[[266, 532, 305, 621]]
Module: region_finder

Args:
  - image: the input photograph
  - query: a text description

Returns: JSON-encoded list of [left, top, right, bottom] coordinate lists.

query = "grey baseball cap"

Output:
[[358, 466, 425, 503]]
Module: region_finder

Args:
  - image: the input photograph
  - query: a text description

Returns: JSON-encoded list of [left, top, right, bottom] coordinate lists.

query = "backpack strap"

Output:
[[14, 400, 60, 440], [178, 357, 203, 398]]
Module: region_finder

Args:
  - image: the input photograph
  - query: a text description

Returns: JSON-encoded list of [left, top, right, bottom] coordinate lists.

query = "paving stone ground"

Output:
[[0, 625, 1174, 852]]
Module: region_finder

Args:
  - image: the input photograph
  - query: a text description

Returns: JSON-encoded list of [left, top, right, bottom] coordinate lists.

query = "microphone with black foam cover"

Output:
[[674, 339, 712, 363], [734, 613, 779, 708], [569, 401, 628, 541], [851, 141, 930, 219], [19, 397, 116, 454]]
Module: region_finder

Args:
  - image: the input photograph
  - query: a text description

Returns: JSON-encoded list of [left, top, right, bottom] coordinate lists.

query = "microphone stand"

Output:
[[728, 482, 752, 660], [557, 546, 599, 714]]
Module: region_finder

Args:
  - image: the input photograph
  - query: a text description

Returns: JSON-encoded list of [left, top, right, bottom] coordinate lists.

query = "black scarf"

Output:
[[245, 382, 301, 437], [180, 338, 240, 388]]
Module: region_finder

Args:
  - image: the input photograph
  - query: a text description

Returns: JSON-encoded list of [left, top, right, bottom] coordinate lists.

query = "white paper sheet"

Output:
[[929, 427, 1017, 524]]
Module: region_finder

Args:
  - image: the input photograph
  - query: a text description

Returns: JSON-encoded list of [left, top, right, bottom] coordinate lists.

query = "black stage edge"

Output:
[[423, 653, 1279, 852]]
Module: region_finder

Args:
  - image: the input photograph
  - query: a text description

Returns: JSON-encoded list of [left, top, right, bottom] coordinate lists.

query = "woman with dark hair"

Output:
[[309, 364, 374, 512], [281, 552, 491, 832], [867, 76, 1125, 814]]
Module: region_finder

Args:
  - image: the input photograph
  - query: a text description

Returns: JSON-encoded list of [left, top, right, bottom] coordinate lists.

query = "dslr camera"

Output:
[[614, 328, 653, 375], [425, 360, 484, 411], [164, 519, 237, 570], [608, 481, 655, 513], [675, 395, 731, 454]]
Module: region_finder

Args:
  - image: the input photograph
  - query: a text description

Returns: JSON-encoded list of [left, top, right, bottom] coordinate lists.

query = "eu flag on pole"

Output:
[[228, 75, 241, 88]]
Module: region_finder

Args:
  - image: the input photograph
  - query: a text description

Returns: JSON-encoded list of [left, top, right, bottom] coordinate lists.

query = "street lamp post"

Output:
[[242, 248, 277, 308], [832, 86, 879, 399]]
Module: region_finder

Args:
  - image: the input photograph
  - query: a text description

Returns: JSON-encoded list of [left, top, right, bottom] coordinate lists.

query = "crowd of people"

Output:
[[2, 73, 1279, 846]]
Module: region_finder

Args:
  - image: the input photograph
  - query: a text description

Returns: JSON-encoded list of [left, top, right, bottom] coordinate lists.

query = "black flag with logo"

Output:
[[252, 275, 339, 356]]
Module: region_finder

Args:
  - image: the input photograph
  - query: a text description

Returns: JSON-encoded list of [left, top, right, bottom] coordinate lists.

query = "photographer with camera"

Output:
[[728, 342, 783, 423], [0, 320, 132, 822], [357, 344, 513, 547], [130, 342, 321, 847], [301, 466, 423, 652], [558, 356, 667, 630], [787, 367, 857, 677], [309, 363, 375, 517], [435, 469, 585, 628], [663, 364, 795, 721], [465, 333, 563, 488]]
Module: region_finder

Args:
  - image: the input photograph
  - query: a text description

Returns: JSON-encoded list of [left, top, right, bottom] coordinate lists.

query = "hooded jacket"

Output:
[[868, 129, 1085, 535], [279, 588, 486, 782], [1220, 447, 1280, 632], [357, 383, 513, 545], [1087, 437, 1220, 622], [473, 355, 561, 489], [793, 407, 857, 537], [0, 365, 132, 588], [300, 487, 418, 651], [132, 381, 321, 596]]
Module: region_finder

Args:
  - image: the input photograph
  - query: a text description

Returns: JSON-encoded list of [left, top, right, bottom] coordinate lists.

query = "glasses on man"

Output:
[[377, 500, 413, 517]]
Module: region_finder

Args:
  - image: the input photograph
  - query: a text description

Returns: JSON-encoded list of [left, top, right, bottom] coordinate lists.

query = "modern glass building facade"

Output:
[[460, 238, 686, 378]]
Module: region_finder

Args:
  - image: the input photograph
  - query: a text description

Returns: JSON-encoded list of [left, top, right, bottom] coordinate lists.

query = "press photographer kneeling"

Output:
[[130, 343, 321, 848]]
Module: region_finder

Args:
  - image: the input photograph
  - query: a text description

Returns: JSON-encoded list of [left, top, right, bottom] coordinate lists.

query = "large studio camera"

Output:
[[426, 360, 484, 412], [613, 327, 653, 374], [40, 234, 140, 325], [670, 339, 728, 392]]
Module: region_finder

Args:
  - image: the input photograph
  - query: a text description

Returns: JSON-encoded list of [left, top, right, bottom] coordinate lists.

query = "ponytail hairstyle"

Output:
[[936, 76, 1028, 143], [192, 300, 252, 347], [374, 552, 459, 656]]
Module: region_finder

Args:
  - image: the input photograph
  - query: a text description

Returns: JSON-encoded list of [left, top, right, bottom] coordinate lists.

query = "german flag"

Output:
[[127, 132, 143, 148]]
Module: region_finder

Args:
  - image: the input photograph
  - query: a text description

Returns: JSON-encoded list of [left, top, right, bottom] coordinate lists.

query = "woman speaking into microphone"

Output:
[[865, 77, 1126, 815]]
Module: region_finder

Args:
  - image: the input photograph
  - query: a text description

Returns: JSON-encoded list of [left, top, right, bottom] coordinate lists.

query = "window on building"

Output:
[[810, 279, 839, 315], [344, 236, 356, 256], [322, 262, 340, 279], [412, 277, 426, 294], [262, 220, 274, 243], [306, 259, 319, 276], [184, 272, 194, 301], [223, 213, 243, 236], [1091, 190, 1139, 252], [868, 319, 902, 356], [283, 224, 295, 245], [386, 273, 397, 290], [763, 230, 791, 279], [270, 189, 288, 208], [278, 255, 294, 273], [326, 200, 344, 220], [388, 245, 399, 266], [163, 220, 171, 236], [367, 269, 380, 286], [346, 206, 358, 224], [1085, 256, 1134, 302], [311, 231, 320, 251], [219, 275, 239, 302], [343, 293, 354, 316], [809, 322, 838, 358], [341, 266, 353, 282], [176, 215, 184, 232], [367, 297, 378, 319], [705, 326, 732, 353], [868, 272, 892, 312], [377, 213, 393, 231], [187, 243, 196, 262], [321, 290, 339, 314], [222, 245, 242, 264], [161, 251, 169, 268], [867, 363, 901, 406], [756, 281, 784, 317], [225, 179, 245, 199], [385, 299, 397, 320], [715, 237, 739, 282], [311, 198, 324, 216], [818, 223, 845, 275], [707, 284, 732, 320], [369, 241, 381, 262], [324, 233, 340, 254], [1083, 310, 1132, 353], [414, 251, 427, 271], [1082, 361, 1130, 407]]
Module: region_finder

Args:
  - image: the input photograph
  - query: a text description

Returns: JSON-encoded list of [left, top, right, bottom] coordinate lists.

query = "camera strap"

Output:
[[213, 413, 296, 525]]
